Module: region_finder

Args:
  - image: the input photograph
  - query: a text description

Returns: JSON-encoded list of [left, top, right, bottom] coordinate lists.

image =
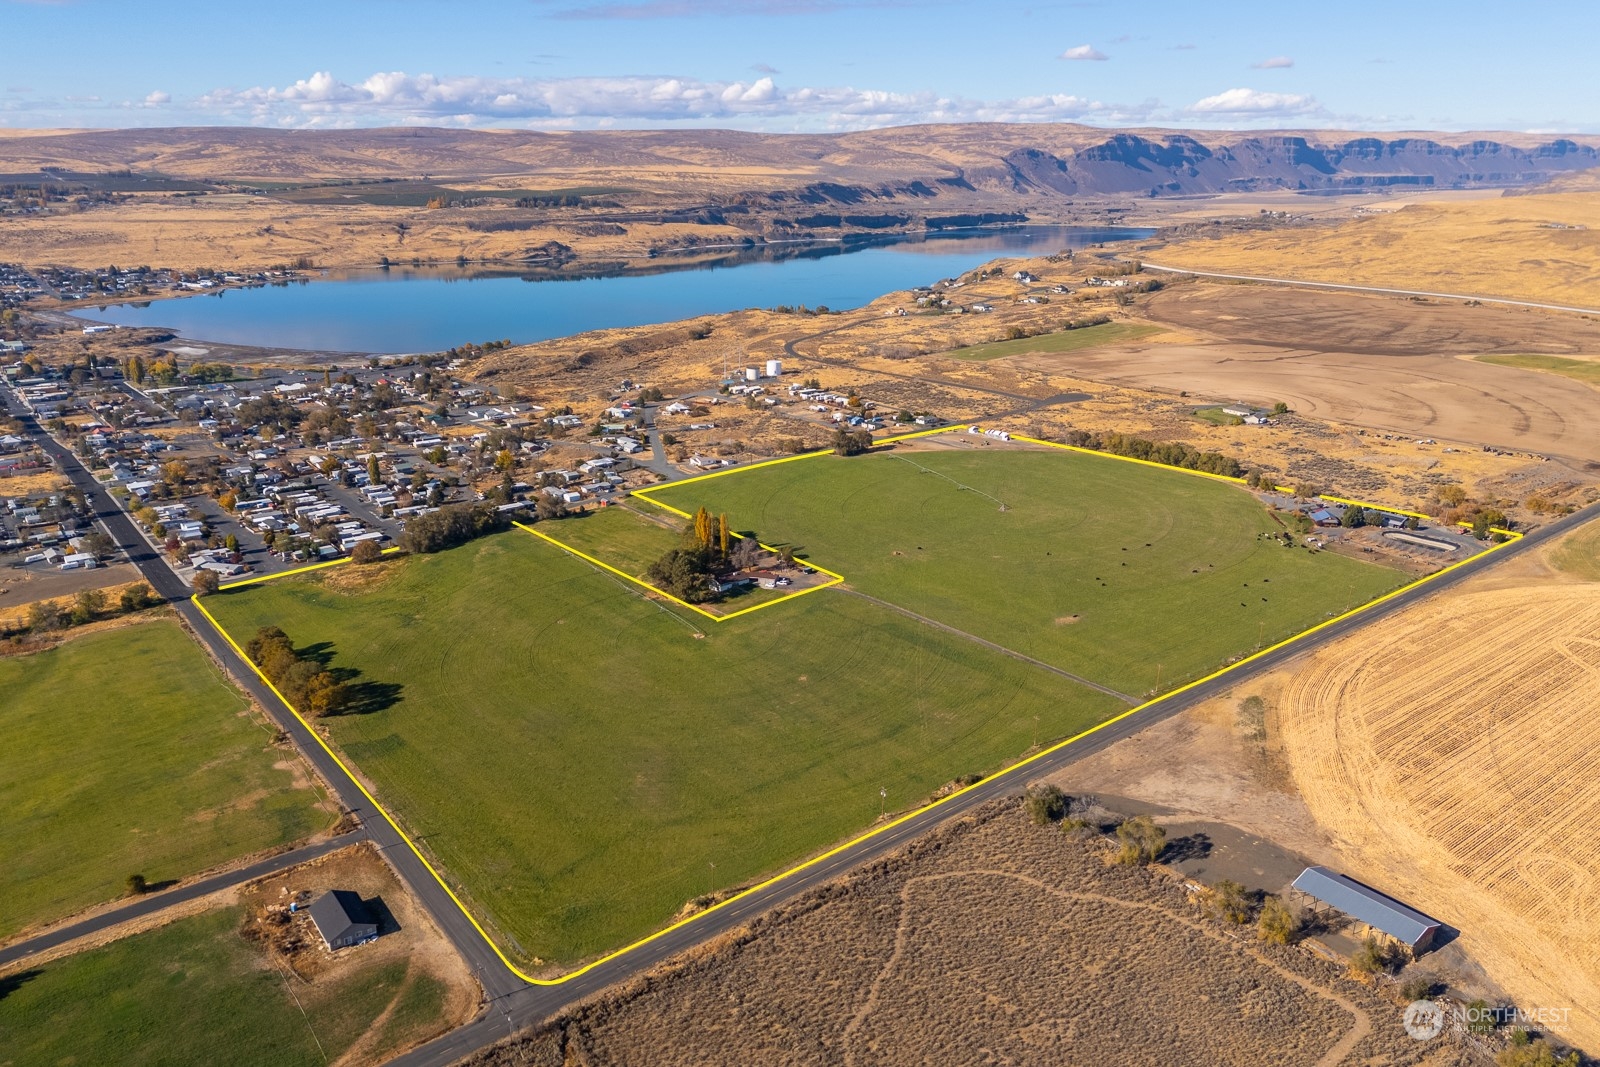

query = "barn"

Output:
[[1291, 866, 1443, 953], [307, 890, 379, 950]]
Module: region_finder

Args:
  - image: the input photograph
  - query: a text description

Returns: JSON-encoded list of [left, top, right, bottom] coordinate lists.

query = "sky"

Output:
[[3, 0, 1597, 134]]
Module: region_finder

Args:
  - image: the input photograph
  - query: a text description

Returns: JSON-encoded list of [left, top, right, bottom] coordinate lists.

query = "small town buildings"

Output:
[[307, 890, 379, 950]]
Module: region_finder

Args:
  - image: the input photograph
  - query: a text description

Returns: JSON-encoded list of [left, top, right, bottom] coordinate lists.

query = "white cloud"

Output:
[[188, 69, 1153, 129], [1187, 87, 1321, 117], [1059, 45, 1108, 61], [143, 90, 170, 106], [1251, 56, 1294, 70]]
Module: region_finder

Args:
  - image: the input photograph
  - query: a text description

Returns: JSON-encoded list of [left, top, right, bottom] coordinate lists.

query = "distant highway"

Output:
[[1139, 263, 1600, 317]]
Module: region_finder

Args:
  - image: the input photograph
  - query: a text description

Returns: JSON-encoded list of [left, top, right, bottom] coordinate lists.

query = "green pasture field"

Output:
[[207, 534, 1124, 965], [1192, 406, 1246, 426], [943, 322, 1162, 361], [1475, 353, 1600, 387], [539, 503, 687, 576], [0, 618, 328, 939], [1550, 516, 1600, 581], [646, 446, 1407, 694], [534, 504, 801, 612], [0, 906, 447, 1066]]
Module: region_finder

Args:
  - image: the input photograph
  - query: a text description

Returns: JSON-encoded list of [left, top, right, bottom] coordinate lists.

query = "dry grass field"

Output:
[[1018, 281, 1600, 468], [0, 193, 737, 274], [1146, 191, 1600, 308], [460, 804, 1483, 1067], [1276, 554, 1600, 1052]]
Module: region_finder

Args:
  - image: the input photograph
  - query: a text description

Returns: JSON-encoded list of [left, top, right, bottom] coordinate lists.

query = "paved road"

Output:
[[387, 500, 1600, 1067], [1139, 264, 1600, 317], [15, 379, 1599, 1065], [2, 381, 527, 1002], [0, 832, 366, 970]]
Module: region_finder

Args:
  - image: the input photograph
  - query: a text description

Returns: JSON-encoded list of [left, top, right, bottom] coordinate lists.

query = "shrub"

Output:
[[1498, 1031, 1580, 1067], [1349, 935, 1394, 977], [125, 873, 148, 896], [1256, 894, 1299, 943], [1203, 879, 1252, 925], [1114, 815, 1166, 865], [1024, 785, 1068, 826], [1398, 974, 1437, 1001], [192, 569, 221, 596], [349, 539, 382, 565], [119, 583, 156, 613]]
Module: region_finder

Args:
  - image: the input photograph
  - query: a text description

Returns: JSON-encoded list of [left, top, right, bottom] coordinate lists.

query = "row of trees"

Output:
[[245, 626, 348, 717], [1057, 428, 1244, 478], [397, 502, 510, 554], [7, 582, 157, 638]]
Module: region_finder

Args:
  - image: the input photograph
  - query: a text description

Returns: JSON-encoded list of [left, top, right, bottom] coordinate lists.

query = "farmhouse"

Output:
[[1291, 866, 1443, 953], [307, 889, 379, 950]]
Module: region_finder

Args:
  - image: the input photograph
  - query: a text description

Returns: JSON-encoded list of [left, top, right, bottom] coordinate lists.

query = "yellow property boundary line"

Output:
[[511, 423, 964, 622], [191, 424, 1521, 988]]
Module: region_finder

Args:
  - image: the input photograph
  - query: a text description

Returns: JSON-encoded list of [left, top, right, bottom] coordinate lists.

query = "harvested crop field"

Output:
[[1278, 581, 1600, 1052], [1008, 283, 1600, 464], [460, 802, 1480, 1067]]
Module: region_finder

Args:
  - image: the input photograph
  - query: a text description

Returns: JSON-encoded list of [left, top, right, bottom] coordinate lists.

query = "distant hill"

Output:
[[1, 124, 1596, 201]]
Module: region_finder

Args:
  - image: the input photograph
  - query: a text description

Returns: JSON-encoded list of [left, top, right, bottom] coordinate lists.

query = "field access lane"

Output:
[[0, 832, 366, 971], [1140, 264, 1600, 317]]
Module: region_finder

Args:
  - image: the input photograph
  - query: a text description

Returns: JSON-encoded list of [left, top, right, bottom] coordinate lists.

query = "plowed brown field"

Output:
[[1279, 582, 1600, 1050]]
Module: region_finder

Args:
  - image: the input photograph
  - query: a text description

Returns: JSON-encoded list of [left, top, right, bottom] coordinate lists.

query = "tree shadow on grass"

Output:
[[291, 641, 404, 716], [339, 681, 405, 716], [0, 969, 41, 1003]]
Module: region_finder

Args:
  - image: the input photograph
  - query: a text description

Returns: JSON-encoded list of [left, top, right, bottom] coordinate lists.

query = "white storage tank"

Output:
[[744, 367, 760, 381], [765, 359, 782, 378]]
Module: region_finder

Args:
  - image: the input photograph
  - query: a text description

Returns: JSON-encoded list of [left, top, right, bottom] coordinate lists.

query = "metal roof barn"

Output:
[[1291, 866, 1443, 952]]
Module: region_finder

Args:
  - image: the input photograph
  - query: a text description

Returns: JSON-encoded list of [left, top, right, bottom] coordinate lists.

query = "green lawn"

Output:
[[1551, 517, 1600, 580], [1475, 353, 1600, 386], [0, 906, 445, 1066], [208, 534, 1123, 965], [1192, 406, 1246, 426], [0, 619, 328, 939], [647, 448, 1407, 694], [538, 504, 686, 577], [943, 322, 1162, 361]]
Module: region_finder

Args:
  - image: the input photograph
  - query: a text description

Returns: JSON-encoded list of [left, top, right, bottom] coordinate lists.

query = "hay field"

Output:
[[1147, 191, 1600, 307], [460, 803, 1476, 1067], [1278, 580, 1600, 1050]]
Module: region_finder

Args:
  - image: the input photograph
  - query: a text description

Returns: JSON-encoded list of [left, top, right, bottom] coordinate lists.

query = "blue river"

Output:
[[82, 226, 1150, 354]]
